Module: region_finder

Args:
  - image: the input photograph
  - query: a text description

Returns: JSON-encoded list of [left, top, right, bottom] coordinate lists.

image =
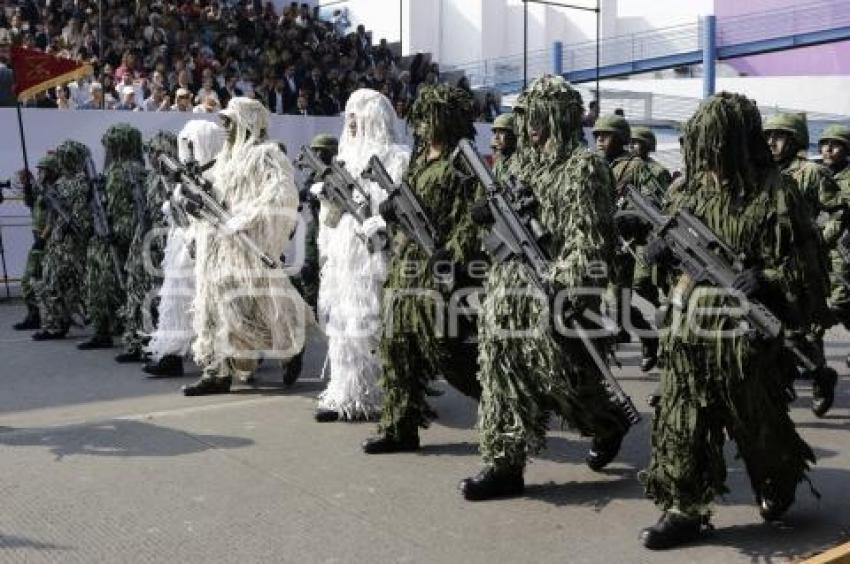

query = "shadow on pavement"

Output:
[[523, 471, 645, 510], [0, 419, 253, 460], [0, 533, 69, 551]]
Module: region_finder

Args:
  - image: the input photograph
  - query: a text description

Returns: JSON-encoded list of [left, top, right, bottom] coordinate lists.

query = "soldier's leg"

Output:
[[14, 248, 42, 330], [641, 344, 722, 549], [117, 262, 152, 362], [33, 252, 70, 340], [79, 243, 116, 348], [439, 311, 482, 400], [632, 253, 660, 371], [363, 334, 430, 453], [724, 343, 816, 520]]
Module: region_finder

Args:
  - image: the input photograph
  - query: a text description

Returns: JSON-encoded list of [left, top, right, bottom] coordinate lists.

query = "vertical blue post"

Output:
[[553, 41, 564, 76], [702, 15, 716, 98]]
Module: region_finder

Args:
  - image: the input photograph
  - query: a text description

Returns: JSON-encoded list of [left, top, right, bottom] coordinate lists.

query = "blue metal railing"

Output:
[[444, 0, 850, 91]]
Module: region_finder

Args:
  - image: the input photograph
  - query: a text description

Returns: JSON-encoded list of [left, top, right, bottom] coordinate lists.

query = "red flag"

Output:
[[10, 46, 93, 100]]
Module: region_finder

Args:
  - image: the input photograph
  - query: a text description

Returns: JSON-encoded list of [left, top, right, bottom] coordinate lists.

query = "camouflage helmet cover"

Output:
[[818, 123, 850, 148], [55, 140, 92, 175], [144, 130, 179, 160], [763, 112, 809, 149], [310, 133, 339, 150], [592, 114, 631, 143], [492, 113, 515, 133], [630, 125, 656, 151]]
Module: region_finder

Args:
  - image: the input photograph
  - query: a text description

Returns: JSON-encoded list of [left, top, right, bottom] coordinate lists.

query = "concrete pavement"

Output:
[[0, 301, 848, 563]]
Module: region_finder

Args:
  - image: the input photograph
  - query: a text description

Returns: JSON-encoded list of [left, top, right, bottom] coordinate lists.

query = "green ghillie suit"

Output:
[[473, 76, 630, 477], [641, 93, 816, 549], [117, 131, 177, 361], [14, 155, 59, 330], [83, 124, 147, 347], [33, 141, 93, 338], [368, 84, 483, 449]]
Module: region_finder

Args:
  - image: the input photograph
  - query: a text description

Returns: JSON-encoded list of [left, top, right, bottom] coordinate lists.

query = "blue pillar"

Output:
[[553, 41, 564, 76], [702, 15, 716, 98]]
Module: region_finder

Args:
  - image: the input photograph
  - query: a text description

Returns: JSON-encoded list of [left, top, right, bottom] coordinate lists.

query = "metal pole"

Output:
[[98, 0, 103, 62], [523, 0, 528, 89], [399, 0, 403, 56], [702, 15, 717, 98], [595, 2, 600, 111]]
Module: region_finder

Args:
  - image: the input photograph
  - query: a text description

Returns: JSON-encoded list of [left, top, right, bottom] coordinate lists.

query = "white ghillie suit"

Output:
[[317, 89, 410, 419], [146, 120, 224, 361], [192, 98, 312, 374]]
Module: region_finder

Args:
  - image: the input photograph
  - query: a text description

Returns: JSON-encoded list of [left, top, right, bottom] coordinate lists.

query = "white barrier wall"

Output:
[[0, 108, 494, 286]]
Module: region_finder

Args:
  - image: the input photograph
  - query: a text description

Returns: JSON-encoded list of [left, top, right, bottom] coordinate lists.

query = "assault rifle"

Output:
[[43, 186, 84, 238], [158, 153, 278, 269], [294, 147, 370, 221], [451, 139, 641, 426], [621, 186, 821, 374], [84, 157, 126, 290], [361, 155, 439, 258]]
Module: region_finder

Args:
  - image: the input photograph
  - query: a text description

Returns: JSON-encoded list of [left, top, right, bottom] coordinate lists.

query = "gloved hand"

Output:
[[32, 236, 46, 251], [732, 267, 764, 297], [222, 215, 245, 236], [180, 188, 203, 217], [644, 237, 673, 266], [377, 197, 396, 222], [359, 215, 388, 252], [615, 214, 646, 239], [470, 198, 493, 225], [308, 182, 325, 200]]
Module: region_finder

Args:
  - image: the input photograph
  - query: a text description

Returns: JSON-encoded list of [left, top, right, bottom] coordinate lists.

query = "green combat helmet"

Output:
[[592, 114, 631, 144], [310, 134, 338, 151], [36, 153, 60, 176], [492, 113, 515, 134], [764, 112, 809, 151], [819, 123, 850, 148], [630, 126, 657, 152]]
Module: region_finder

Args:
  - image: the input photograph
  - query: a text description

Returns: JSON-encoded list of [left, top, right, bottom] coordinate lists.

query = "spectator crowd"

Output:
[[0, 0, 500, 120]]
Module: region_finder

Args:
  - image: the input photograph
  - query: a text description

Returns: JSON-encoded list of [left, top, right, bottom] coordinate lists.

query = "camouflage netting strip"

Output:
[[407, 84, 476, 156], [103, 123, 145, 165]]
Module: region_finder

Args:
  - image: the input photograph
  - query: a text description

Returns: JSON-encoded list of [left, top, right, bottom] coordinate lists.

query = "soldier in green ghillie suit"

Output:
[[640, 93, 817, 550], [630, 126, 672, 191], [459, 75, 631, 501], [13, 155, 59, 331], [79, 124, 147, 350], [115, 131, 177, 363], [593, 115, 665, 372], [490, 113, 516, 183], [32, 141, 93, 341], [764, 112, 840, 417], [362, 84, 483, 454]]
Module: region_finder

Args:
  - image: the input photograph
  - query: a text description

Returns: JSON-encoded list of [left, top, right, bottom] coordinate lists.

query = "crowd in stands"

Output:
[[0, 0, 506, 120]]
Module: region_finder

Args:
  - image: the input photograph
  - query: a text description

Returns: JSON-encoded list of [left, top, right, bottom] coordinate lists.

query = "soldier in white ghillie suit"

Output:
[[314, 89, 410, 422], [183, 97, 314, 395], [143, 119, 225, 378]]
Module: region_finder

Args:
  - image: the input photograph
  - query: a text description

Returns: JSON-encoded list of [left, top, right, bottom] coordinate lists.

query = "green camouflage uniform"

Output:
[[477, 76, 629, 470], [645, 93, 815, 518], [377, 85, 482, 442], [86, 124, 146, 339], [765, 113, 839, 369], [34, 142, 93, 333], [826, 164, 850, 314], [20, 156, 58, 315], [118, 131, 176, 355]]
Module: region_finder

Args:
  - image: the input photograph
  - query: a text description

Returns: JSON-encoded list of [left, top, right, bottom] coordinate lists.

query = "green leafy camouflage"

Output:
[[119, 130, 177, 354], [34, 140, 94, 332], [476, 75, 628, 469], [826, 164, 850, 313], [644, 92, 815, 516]]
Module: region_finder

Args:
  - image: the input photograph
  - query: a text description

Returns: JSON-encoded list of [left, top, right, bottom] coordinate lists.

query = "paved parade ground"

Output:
[[0, 301, 848, 563]]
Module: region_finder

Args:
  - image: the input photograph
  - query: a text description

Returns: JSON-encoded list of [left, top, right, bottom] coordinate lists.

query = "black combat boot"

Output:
[[811, 366, 837, 418], [586, 427, 627, 472], [640, 337, 659, 372], [282, 351, 303, 387], [115, 349, 146, 363], [32, 328, 68, 341], [77, 335, 114, 350], [182, 375, 232, 396], [757, 482, 796, 522], [459, 465, 524, 501], [361, 432, 420, 454], [314, 408, 340, 422], [13, 306, 40, 331], [640, 512, 706, 550], [143, 355, 184, 378]]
